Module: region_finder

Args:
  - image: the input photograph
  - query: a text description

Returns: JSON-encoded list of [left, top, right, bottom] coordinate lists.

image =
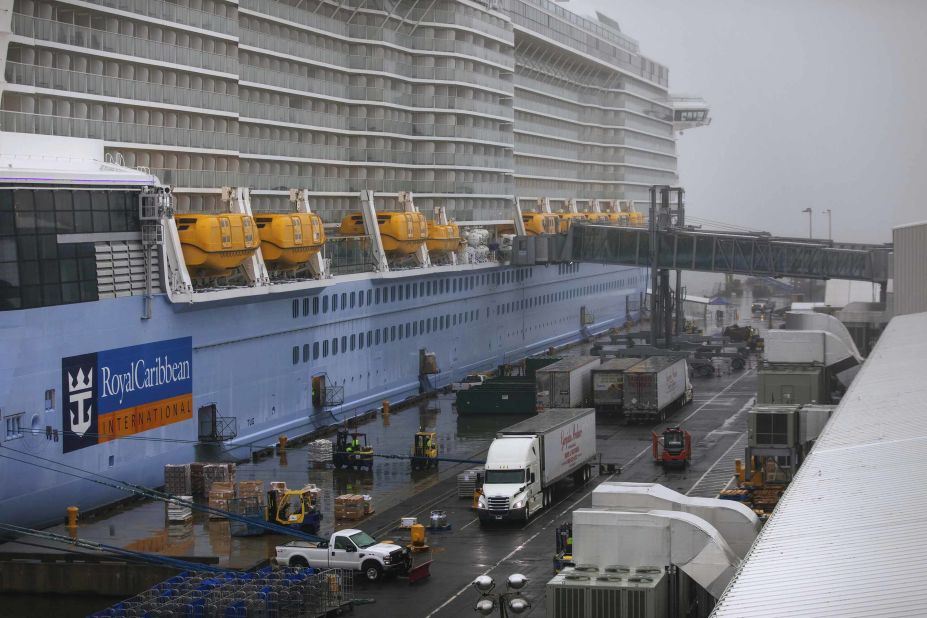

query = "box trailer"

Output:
[[623, 356, 692, 422], [591, 358, 643, 412], [478, 408, 597, 522], [535, 356, 600, 410]]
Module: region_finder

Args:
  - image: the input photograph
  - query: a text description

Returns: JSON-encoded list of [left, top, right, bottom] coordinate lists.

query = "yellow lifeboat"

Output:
[[555, 212, 592, 233], [521, 212, 560, 235], [603, 211, 646, 226], [254, 212, 326, 269], [176, 213, 260, 274], [339, 211, 427, 256], [425, 220, 463, 253]]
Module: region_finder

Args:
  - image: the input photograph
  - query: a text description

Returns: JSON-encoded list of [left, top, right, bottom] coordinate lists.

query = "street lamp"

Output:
[[801, 208, 812, 239], [821, 208, 832, 240], [472, 574, 531, 616]]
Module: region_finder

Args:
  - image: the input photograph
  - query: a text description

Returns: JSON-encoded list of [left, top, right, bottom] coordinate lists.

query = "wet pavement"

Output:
[[2, 299, 786, 616]]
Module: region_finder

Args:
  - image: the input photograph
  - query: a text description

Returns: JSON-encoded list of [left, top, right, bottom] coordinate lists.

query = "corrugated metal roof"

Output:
[[711, 311, 927, 618]]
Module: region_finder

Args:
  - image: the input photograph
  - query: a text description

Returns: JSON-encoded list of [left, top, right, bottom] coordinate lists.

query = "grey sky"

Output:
[[570, 0, 927, 244]]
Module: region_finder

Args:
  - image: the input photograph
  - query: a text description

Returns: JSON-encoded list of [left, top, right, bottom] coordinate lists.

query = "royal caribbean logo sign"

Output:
[[61, 337, 193, 453]]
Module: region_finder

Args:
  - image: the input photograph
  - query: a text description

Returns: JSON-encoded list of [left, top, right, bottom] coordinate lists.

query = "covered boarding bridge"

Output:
[[710, 310, 927, 617]]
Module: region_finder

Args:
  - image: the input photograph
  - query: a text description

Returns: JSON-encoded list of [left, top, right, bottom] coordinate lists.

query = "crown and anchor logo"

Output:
[[67, 367, 94, 437]]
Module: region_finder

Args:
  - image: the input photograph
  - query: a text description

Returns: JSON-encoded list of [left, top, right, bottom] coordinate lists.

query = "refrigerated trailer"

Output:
[[535, 356, 600, 410], [591, 357, 643, 413], [478, 408, 597, 523], [623, 356, 693, 422]]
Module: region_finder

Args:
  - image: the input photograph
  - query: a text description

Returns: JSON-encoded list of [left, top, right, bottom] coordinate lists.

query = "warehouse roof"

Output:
[[711, 311, 927, 617]]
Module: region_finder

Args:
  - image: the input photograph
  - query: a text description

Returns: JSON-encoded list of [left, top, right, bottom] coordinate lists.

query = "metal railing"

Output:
[[4, 62, 238, 113], [246, 174, 514, 195], [86, 0, 238, 36], [12, 13, 237, 75], [0, 111, 239, 151]]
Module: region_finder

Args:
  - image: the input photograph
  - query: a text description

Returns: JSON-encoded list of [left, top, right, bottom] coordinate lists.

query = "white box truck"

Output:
[[623, 356, 693, 422], [591, 357, 642, 412], [478, 408, 596, 523], [535, 356, 600, 410]]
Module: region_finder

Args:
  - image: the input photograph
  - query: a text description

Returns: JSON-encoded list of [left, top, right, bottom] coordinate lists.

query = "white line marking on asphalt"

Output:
[[686, 430, 746, 496]]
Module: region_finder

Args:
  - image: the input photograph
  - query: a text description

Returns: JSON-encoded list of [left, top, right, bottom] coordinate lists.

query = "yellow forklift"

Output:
[[410, 430, 438, 471], [266, 484, 323, 535], [334, 429, 374, 470]]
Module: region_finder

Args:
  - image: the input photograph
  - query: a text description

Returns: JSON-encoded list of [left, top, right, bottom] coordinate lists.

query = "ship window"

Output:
[[405, 284, 411, 299], [390, 325, 396, 340], [44, 389, 54, 411], [390, 286, 396, 302], [341, 293, 346, 309], [313, 297, 319, 314], [366, 290, 372, 305], [350, 334, 356, 350], [453, 314, 457, 326], [303, 344, 310, 363], [323, 340, 329, 357], [405, 323, 410, 337], [341, 335, 347, 351], [431, 317, 437, 331], [375, 330, 381, 345], [418, 282, 424, 297], [302, 297, 309, 316], [439, 316, 444, 329], [313, 342, 319, 359], [332, 294, 338, 312], [425, 320, 431, 334], [367, 331, 372, 347], [376, 289, 381, 304], [5, 413, 23, 440], [292, 346, 299, 365], [332, 338, 338, 355], [452, 279, 457, 293], [292, 299, 299, 318], [398, 286, 404, 301], [323, 296, 329, 313], [382, 327, 388, 342], [413, 321, 418, 336], [358, 333, 365, 350]]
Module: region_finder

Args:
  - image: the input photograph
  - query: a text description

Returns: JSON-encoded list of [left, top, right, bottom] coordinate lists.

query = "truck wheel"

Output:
[[289, 556, 309, 568], [732, 358, 745, 371], [363, 561, 383, 582]]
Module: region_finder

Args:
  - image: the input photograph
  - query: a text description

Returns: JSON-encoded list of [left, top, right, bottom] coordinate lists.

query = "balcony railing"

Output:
[[86, 0, 238, 36], [5, 62, 238, 114], [0, 110, 239, 151], [12, 13, 237, 75]]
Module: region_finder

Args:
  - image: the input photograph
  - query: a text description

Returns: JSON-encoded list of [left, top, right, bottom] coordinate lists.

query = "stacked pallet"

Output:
[[208, 481, 235, 519], [164, 464, 192, 496], [334, 494, 373, 521], [203, 463, 237, 495], [166, 495, 193, 523], [237, 480, 264, 505], [457, 467, 484, 498], [190, 463, 207, 498], [308, 439, 333, 464]]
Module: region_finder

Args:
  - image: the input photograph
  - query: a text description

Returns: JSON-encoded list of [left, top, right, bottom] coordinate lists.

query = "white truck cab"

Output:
[[478, 408, 597, 524]]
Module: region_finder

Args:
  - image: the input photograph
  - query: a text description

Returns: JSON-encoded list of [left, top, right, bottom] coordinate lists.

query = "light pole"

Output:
[[821, 208, 832, 240], [472, 574, 531, 617], [801, 207, 813, 239]]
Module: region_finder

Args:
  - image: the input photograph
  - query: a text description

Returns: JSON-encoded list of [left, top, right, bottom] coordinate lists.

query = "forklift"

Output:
[[652, 426, 692, 469], [265, 484, 323, 535], [552, 523, 574, 573], [410, 430, 439, 471], [333, 429, 374, 470]]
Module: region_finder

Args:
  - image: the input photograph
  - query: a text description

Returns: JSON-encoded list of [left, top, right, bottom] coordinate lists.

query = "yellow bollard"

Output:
[[278, 434, 288, 451], [382, 400, 390, 415], [66, 505, 79, 529]]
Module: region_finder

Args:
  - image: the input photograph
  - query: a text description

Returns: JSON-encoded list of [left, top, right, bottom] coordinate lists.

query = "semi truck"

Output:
[[623, 356, 693, 423], [535, 356, 600, 410], [591, 358, 642, 412], [275, 528, 410, 582], [478, 408, 596, 523]]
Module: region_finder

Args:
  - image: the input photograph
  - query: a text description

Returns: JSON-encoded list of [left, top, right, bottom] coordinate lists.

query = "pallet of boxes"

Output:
[[230, 480, 266, 537], [334, 494, 374, 522], [164, 464, 193, 523], [203, 463, 237, 519]]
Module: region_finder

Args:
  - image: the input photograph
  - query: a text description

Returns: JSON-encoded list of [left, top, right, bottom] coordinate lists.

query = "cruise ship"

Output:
[[0, 0, 709, 528]]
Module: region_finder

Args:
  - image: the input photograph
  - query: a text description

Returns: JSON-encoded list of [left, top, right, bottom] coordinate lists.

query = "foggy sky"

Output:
[[570, 0, 927, 244]]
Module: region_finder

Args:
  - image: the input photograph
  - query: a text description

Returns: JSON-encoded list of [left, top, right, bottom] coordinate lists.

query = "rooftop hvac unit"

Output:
[[747, 405, 799, 448], [546, 566, 667, 618]]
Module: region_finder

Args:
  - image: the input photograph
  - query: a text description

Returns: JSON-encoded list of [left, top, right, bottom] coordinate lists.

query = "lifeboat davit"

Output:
[[425, 220, 463, 253], [176, 213, 260, 274], [555, 212, 592, 233], [339, 211, 427, 256], [254, 212, 326, 268]]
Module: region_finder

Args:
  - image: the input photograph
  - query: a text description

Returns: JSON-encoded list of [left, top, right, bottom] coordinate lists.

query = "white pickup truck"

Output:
[[451, 373, 487, 392], [275, 529, 410, 582]]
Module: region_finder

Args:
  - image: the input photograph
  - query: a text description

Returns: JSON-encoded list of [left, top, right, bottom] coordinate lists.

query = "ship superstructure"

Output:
[[0, 0, 706, 528]]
